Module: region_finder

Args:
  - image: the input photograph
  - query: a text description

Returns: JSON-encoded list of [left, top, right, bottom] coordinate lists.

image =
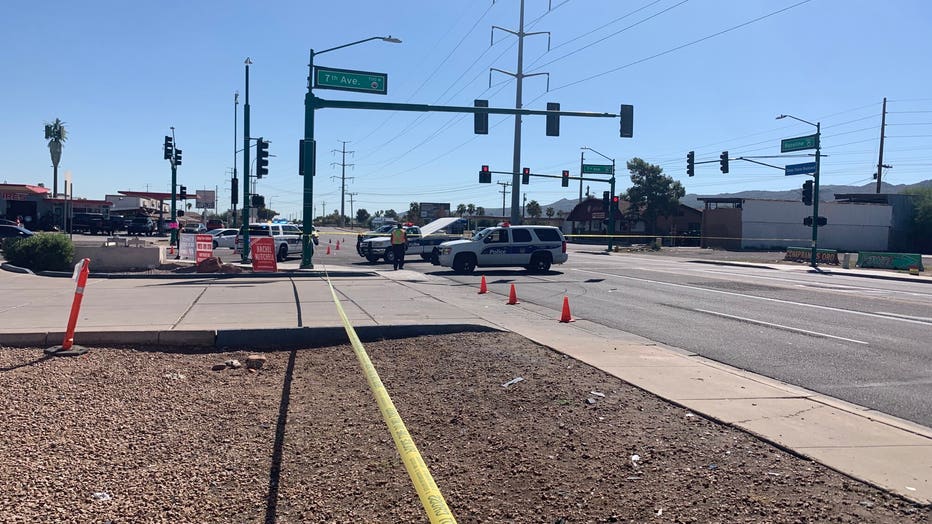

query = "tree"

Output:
[[622, 157, 685, 235], [44, 118, 67, 198], [526, 200, 542, 219], [408, 202, 421, 225], [456, 203, 467, 216], [476, 206, 485, 216], [546, 207, 555, 218], [356, 208, 370, 226], [904, 187, 932, 253], [384, 209, 397, 219], [257, 207, 279, 221], [466, 203, 476, 216]]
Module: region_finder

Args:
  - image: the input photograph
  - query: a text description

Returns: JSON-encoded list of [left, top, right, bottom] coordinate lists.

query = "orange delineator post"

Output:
[[326, 245, 331, 255], [478, 276, 488, 294], [62, 258, 90, 350], [336, 241, 341, 250]]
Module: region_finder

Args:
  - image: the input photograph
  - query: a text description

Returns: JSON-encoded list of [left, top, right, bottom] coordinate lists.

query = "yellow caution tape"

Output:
[[323, 269, 457, 524]]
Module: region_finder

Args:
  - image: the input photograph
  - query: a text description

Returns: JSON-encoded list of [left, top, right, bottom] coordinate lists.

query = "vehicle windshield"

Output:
[[472, 228, 492, 241], [131, 218, 149, 223]]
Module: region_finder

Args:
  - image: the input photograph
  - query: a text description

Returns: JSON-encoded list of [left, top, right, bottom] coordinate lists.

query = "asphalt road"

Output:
[[360, 245, 932, 428]]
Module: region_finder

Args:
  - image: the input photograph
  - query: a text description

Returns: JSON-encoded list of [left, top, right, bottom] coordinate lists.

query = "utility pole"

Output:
[[522, 193, 527, 219], [320, 201, 326, 220], [579, 151, 585, 202], [232, 91, 239, 227], [491, 0, 551, 225], [347, 192, 359, 229], [875, 97, 889, 194], [240, 58, 252, 263], [330, 140, 355, 226], [497, 181, 512, 219]]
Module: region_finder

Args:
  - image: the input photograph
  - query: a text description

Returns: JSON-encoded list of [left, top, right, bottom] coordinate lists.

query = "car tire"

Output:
[[384, 248, 395, 265], [527, 252, 552, 273], [430, 248, 440, 265], [366, 255, 381, 263], [277, 244, 288, 262], [213, 240, 219, 249], [420, 253, 432, 261], [452, 253, 476, 274]]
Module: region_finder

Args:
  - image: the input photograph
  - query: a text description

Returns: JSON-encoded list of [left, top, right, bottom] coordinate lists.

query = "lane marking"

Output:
[[573, 268, 932, 327], [694, 308, 869, 345], [873, 311, 932, 323]]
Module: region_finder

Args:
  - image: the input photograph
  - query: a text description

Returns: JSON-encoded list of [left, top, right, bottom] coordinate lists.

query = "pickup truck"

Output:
[[357, 217, 463, 265]]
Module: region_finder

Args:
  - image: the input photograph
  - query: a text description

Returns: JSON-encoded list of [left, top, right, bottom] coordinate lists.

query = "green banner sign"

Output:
[[781, 134, 819, 153], [857, 252, 924, 271], [582, 164, 613, 174], [314, 66, 387, 95]]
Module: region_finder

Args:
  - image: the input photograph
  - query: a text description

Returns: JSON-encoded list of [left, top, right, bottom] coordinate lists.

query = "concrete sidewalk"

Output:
[[0, 263, 929, 505]]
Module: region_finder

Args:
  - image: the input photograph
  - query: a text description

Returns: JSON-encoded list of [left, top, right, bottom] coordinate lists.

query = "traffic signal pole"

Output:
[[241, 58, 252, 264], [811, 122, 821, 269]]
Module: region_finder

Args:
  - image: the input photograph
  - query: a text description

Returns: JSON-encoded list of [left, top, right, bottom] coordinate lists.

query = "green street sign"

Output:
[[582, 164, 613, 174], [781, 134, 819, 153], [314, 66, 387, 95]]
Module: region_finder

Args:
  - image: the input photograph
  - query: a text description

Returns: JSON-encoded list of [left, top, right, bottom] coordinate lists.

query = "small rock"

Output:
[[585, 398, 597, 405], [589, 391, 605, 397], [211, 364, 227, 371], [245, 355, 267, 370], [91, 492, 111, 502], [501, 377, 524, 388], [859, 501, 875, 508], [225, 359, 242, 369]]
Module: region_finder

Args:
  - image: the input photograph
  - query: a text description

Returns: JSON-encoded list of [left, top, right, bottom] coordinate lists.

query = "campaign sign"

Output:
[[179, 233, 196, 260], [250, 237, 278, 272], [195, 234, 214, 264]]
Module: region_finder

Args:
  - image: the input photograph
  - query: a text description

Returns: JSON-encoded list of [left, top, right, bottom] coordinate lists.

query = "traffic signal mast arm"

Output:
[[312, 96, 620, 120], [483, 167, 610, 184]]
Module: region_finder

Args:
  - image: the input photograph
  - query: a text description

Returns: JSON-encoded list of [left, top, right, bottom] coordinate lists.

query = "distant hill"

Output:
[[680, 180, 932, 210]]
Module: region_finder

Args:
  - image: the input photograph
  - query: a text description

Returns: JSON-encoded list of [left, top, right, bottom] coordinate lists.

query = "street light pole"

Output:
[[241, 58, 252, 263], [301, 36, 401, 269], [777, 114, 821, 268]]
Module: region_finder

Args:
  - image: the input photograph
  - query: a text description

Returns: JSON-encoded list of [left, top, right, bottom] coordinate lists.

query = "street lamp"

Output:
[[301, 36, 402, 268], [580, 146, 617, 252], [776, 113, 822, 269]]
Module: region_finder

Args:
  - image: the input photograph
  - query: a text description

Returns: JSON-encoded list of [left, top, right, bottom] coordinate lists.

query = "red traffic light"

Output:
[[612, 196, 620, 203], [522, 167, 530, 175], [561, 170, 569, 177], [481, 165, 489, 171]]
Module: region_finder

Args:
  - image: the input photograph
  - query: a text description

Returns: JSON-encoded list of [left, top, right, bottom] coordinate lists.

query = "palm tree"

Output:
[[44, 118, 67, 197]]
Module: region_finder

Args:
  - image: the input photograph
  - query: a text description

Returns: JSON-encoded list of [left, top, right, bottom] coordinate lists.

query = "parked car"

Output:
[[182, 223, 208, 234], [208, 228, 238, 249], [435, 225, 568, 274], [127, 217, 157, 236], [71, 213, 111, 235], [206, 219, 226, 230], [109, 215, 128, 233], [234, 222, 302, 262], [0, 225, 35, 239]]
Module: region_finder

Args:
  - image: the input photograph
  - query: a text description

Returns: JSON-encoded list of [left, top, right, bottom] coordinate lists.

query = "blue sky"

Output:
[[4, 0, 931, 219]]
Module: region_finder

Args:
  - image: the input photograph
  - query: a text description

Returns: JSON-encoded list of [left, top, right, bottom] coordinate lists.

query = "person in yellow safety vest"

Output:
[[390, 223, 407, 270]]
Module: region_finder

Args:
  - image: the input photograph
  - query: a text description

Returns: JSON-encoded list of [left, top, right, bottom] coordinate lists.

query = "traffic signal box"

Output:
[[802, 180, 813, 206], [163, 136, 173, 160], [479, 165, 492, 184], [719, 151, 729, 174], [256, 138, 269, 178], [686, 151, 695, 177], [179, 185, 187, 200], [474, 99, 489, 135], [546, 102, 560, 137], [602, 191, 610, 212], [561, 170, 570, 187], [522, 167, 531, 185], [174, 148, 182, 166]]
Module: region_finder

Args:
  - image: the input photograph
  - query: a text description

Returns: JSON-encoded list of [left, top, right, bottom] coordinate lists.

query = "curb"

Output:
[[0, 324, 502, 351], [688, 259, 932, 284]]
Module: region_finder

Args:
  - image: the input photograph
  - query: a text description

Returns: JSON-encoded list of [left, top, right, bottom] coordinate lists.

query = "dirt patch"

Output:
[[0, 333, 926, 523]]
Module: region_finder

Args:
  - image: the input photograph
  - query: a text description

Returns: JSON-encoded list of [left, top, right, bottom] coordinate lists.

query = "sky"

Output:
[[4, 0, 932, 220]]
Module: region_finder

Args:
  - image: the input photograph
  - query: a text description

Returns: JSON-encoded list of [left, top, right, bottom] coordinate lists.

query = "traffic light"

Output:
[[231, 177, 238, 205], [612, 195, 620, 204], [251, 194, 265, 208], [546, 102, 560, 137], [179, 185, 187, 200], [719, 151, 729, 174], [479, 165, 491, 184], [602, 191, 610, 212], [163, 136, 173, 160], [817, 216, 827, 227], [802, 180, 813, 206], [474, 99, 489, 135], [619, 104, 634, 138], [256, 138, 269, 178], [561, 170, 570, 187], [174, 148, 182, 166], [687, 150, 695, 177], [522, 167, 531, 185]]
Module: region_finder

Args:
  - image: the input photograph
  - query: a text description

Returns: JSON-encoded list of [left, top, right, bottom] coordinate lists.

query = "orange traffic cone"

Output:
[[478, 276, 488, 294], [559, 296, 575, 323], [168, 244, 174, 255], [326, 245, 331, 255], [336, 241, 341, 250], [507, 283, 519, 305]]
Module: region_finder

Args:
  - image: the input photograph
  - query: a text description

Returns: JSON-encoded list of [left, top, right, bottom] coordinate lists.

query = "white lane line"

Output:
[[874, 311, 932, 323], [573, 268, 932, 326], [694, 308, 869, 345]]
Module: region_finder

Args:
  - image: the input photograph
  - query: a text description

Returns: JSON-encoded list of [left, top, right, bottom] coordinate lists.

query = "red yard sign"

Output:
[[195, 234, 214, 264], [250, 237, 278, 272]]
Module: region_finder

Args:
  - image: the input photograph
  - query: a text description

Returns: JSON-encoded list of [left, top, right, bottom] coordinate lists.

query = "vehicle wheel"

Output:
[[420, 253, 432, 261], [527, 252, 552, 273], [430, 248, 440, 265], [366, 255, 380, 263], [212, 240, 219, 249], [452, 253, 476, 274], [384, 248, 395, 265], [277, 244, 288, 262]]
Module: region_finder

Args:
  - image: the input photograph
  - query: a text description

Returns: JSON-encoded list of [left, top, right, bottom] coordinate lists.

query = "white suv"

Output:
[[436, 225, 567, 274], [234, 223, 302, 261]]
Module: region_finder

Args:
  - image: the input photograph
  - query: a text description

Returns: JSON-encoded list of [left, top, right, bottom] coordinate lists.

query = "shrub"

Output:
[[1, 233, 74, 272]]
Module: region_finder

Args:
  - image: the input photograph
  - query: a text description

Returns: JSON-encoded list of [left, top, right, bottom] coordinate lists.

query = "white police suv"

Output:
[[435, 224, 567, 274]]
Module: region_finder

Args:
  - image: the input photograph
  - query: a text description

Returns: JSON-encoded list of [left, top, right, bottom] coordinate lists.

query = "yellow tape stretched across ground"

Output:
[[323, 269, 457, 524]]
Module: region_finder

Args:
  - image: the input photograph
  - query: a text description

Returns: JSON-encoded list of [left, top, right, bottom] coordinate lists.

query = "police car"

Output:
[[435, 224, 567, 274], [358, 217, 463, 264]]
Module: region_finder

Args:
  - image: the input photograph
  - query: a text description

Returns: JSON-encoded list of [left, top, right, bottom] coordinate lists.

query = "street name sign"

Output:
[[781, 134, 819, 153], [314, 66, 387, 95], [582, 164, 613, 175], [785, 162, 817, 176]]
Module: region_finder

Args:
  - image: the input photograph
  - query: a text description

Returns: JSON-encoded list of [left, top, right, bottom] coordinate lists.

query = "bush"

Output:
[[1, 233, 74, 272]]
